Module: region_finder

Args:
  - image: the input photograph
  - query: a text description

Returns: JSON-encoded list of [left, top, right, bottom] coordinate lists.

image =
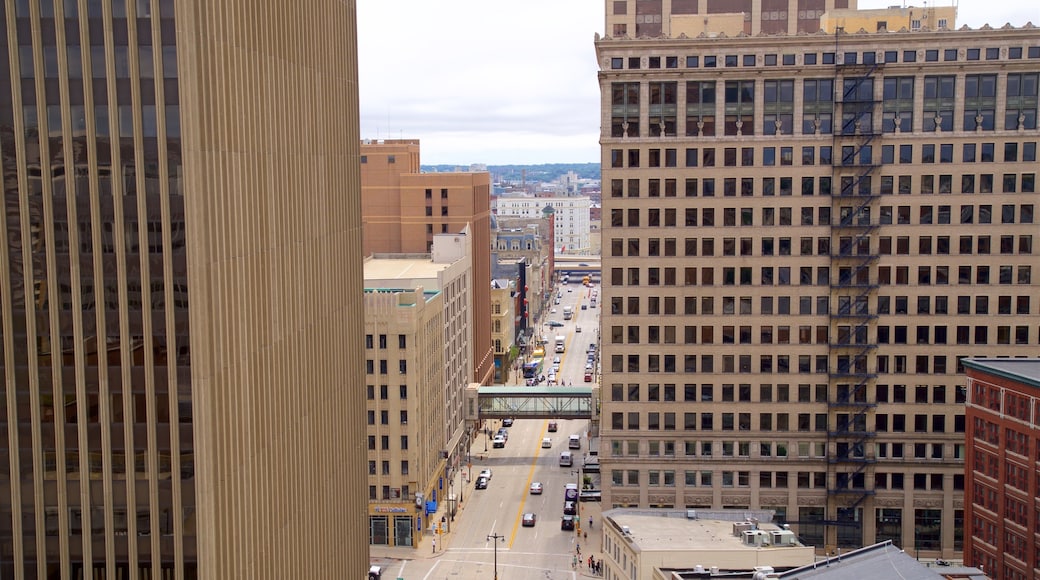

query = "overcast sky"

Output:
[[357, 0, 1038, 166]]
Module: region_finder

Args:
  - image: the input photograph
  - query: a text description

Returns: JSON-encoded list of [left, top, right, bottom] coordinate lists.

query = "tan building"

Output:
[[1, 1, 369, 577], [360, 139, 495, 385], [360, 285, 445, 549], [605, 0, 858, 38], [364, 235, 476, 485], [490, 280, 519, 383], [596, 6, 1040, 561], [601, 509, 815, 578]]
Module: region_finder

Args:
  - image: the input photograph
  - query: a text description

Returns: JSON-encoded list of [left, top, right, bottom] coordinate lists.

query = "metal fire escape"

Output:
[[826, 38, 881, 546]]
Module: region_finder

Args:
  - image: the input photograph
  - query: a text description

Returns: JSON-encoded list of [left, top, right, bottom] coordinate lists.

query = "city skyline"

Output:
[[357, 0, 1037, 166]]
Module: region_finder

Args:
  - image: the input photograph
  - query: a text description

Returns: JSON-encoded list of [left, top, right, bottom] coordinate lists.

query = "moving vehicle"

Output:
[[496, 428, 509, 441], [555, 335, 566, 353], [530, 482, 544, 495], [579, 490, 602, 502], [548, 320, 564, 328], [542, 437, 553, 448], [522, 513, 537, 527], [548, 421, 558, 432], [559, 451, 573, 467], [576, 326, 582, 333], [502, 417, 514, 427], [561, 515, 575, 530], [522, 360, 541, 379], [569, 434, 581, 449], [475, 476, 488, 490], [562, 306, 573, 320], [493, 435, 506, 448]]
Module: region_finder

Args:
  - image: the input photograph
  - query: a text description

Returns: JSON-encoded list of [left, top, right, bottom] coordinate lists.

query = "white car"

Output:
[[492, 435, 506, 448], [551, 308, 557, 313], [542, 437, 553, 448], [530, 482, 544, 494], [480, 468, 493, 480]]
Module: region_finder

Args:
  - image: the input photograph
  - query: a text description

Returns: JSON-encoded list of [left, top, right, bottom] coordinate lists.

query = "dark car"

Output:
[[475, 476, 488, 490], [561, 515, 575, 530], [502, 417, 514, 427], [563, 501, 577, 515], [522, 513, 537, 527], [547, 421, 558, 432], [548, 320, 565, 327]]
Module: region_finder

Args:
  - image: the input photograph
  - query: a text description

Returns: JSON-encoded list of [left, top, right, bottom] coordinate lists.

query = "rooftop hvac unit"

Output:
[[621, 525, 631, 536], [743, 530, 770, 547], [733, 521, 755, 536], [771, 530, 797, 546]]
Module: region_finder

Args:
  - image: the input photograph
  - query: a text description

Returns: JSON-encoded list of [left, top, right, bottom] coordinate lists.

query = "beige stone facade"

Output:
[[361, 286, 446, 549], [605, 0, 858, 38], [596, 16, 1040, 560], [1, 0, 369, 577], [360, 140, 495, 386]]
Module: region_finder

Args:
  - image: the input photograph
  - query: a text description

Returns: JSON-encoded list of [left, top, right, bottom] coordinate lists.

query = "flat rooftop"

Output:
[[606, 510, 800, 552], [363, 257, 452, 283]]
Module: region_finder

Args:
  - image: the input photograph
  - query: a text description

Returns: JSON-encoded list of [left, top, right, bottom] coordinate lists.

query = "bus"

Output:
[[522, 360, 542, 379]]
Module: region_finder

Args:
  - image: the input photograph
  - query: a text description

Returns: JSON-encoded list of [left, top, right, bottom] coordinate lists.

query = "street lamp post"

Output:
[[572, 469, 582, 536], [488, 532, 505, 579]]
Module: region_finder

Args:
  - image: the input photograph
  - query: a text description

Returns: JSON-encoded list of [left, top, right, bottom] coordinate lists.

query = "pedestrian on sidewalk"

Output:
[[588, 516, 593, 529], [432, 537, 437, 553]]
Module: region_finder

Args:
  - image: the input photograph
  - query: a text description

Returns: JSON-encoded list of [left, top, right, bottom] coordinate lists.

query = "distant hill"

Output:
[[421, 163, 600, 183]]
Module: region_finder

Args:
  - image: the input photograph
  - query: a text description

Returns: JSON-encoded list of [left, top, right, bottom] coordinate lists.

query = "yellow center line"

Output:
[[508, 421, 549, 547]]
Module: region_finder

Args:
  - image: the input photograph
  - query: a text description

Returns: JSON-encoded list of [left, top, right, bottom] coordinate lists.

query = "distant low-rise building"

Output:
[[601, 509, 816, 578]]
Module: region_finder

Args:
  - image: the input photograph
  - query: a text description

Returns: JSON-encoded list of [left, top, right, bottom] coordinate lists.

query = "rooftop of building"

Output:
[[363, 255, 453, 282], [963, 357, 1040, 388], [772, 541, 985, 579], [603, 509, 802, 552]]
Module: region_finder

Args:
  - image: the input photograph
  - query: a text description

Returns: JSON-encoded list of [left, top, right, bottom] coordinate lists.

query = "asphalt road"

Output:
[[371, 282, 603, 579]]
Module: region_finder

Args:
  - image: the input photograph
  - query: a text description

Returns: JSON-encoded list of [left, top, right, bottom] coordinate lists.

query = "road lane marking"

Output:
[[508, 421, 551, 548]]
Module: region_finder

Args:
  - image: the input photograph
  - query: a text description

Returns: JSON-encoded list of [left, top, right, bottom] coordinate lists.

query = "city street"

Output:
[[370, 280, 604, 579]]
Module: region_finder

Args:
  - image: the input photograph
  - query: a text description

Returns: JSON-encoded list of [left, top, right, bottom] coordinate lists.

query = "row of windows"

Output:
[[365, 384, 409, 400], [609, 142, 1039, 171], [610, 322, 1033, 348], [364, 360, 408, 374], [367, 434, 409, 451], [367, 459, 409, 476], [609, 73, 1037, 136], [607, 467, 962, 493], [609, 173, 1037, 198], [610, 46, 1040, 71], [607, 410, 964, 435], [606, 257, 1034, 292], [613, 177, 1038, 201], [608, 383, 964, 405], [364, 334, 408, 349], [608, 264, 1032, 293], [604, 351, 1014, 375], [366, 409, 409, 425]]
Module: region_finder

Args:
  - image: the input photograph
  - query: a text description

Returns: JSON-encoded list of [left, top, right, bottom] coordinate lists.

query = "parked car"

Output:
[[502, 417, 514, 427], [530, 482, 544, 495], [548, 320, 564, 327], [496, 428, 509, 440], [564, 501, 577, 516], [561, 515, 575, 530], [522, 513, 537, 527], [584, 371, 593, 382], [475, 476, 488, 490], [479, 468, 493, 480], [493, 435, 506, 448], [564, 487, 579, 502]]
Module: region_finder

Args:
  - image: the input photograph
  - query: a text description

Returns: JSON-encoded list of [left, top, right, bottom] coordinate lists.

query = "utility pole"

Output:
[[487, 532, 505, 579]]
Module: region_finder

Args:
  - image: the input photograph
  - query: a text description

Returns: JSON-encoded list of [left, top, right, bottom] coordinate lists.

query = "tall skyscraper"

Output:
[[1, 1, 368, 577], [597, 2, 1039, 559]]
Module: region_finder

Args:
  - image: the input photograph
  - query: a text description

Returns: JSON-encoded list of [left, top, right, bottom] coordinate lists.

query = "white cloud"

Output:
[[358, 0, 1035, 165]]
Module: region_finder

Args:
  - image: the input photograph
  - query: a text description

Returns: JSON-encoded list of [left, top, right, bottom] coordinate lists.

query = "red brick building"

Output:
[[963, 358, 1040, 580]]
